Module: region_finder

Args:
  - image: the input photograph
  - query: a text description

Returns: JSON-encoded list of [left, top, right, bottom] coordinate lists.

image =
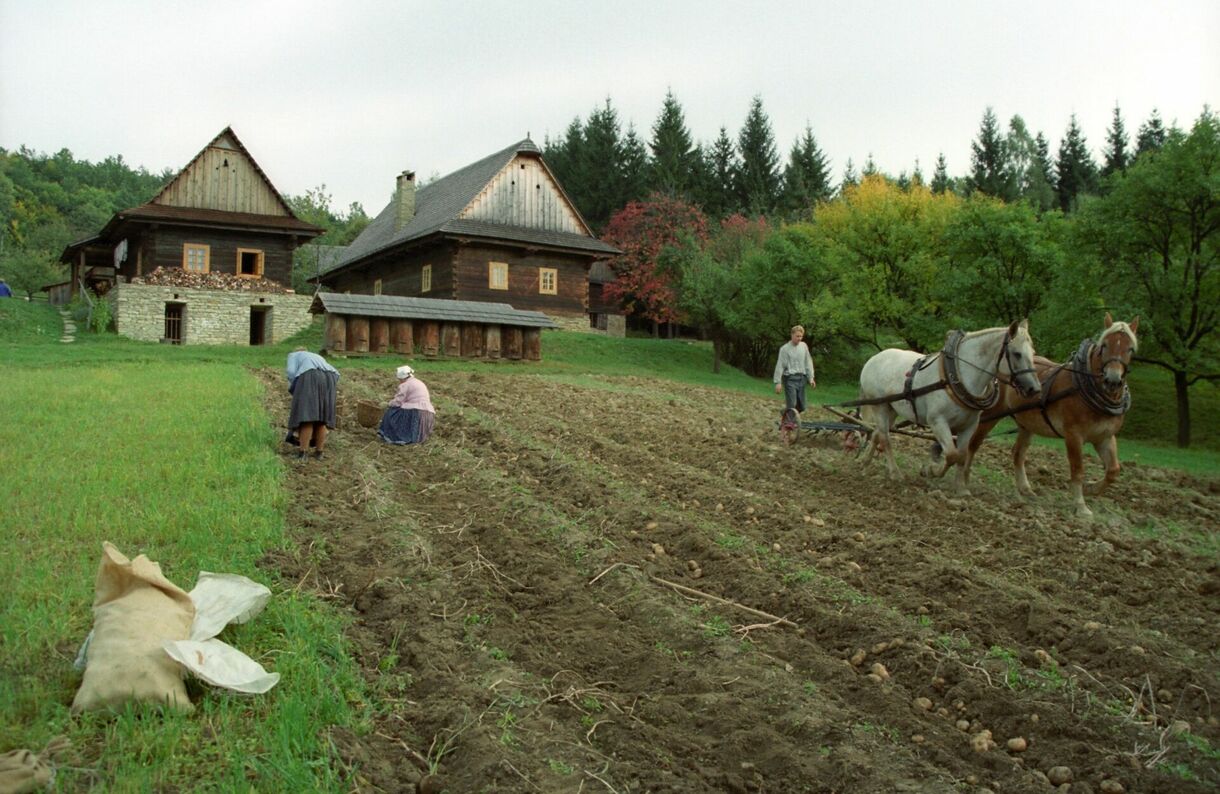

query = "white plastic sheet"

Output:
[[161, 571, 280, 695]]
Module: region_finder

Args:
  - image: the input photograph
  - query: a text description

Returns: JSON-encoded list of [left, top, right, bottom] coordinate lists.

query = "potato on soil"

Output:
[[912, 697, 932, 711], [1006, 737, 1027, 752], [970, 730, 996, 753], [869, 662, 889, 680], [1046, 766, 1073, 785], [849, 650, 867, 667]]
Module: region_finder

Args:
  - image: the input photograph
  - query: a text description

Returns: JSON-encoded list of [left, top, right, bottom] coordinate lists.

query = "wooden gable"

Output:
[[151, 128, 293, 217], [459, 153, 591, 236]]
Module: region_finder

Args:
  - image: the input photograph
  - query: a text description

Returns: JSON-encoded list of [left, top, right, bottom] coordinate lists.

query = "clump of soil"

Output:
[[260, 369, 1220, 793]]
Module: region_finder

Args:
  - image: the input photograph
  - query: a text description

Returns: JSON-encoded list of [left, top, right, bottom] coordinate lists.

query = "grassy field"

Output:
[[0, 302, 367, 790], [0, 297, 1216, 790]]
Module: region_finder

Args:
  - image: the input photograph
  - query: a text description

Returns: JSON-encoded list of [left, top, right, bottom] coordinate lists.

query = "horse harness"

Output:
[[845, 329, 1029, 424], [985, 338, 1131, 436]]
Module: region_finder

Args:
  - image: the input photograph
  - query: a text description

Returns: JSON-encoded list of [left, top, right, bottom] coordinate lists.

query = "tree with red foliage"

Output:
[[601, 193, 709, 334]]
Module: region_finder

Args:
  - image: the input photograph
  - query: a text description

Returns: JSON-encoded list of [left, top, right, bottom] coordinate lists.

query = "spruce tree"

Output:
[[841, 158, 859, 193], [780, 124, 832, 217], [579, 99, 626, 229], [930, 153, 951, 194], [734, 96, 782, 215], [698, 127, 739, 218], [1136, 108, 1168, 157], [544, 117, 585, 203], [620, 125, 650, 206], [1101, 103, 1130, 177], [648, 90, 699, 198], [910, 158, 924, 188], [1055, 114, 1099, 212], [969, 106, 1013, 198]]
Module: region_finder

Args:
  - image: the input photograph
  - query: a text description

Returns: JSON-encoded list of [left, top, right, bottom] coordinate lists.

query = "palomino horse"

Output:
[[858, 320, 1042, 495], [966, 313, 1139, 519]]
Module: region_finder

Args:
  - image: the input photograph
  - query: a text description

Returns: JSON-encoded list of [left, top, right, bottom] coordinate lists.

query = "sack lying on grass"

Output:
[[71, 543, 195, 713], [0, 736, 69, 794], [162, 572, 280, 694]]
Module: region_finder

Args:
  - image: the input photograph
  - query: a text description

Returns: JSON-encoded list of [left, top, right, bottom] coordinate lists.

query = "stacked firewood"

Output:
[[131, 267, 291, 293]]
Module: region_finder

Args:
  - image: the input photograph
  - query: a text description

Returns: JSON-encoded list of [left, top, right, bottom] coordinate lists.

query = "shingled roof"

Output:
[[321, 139, 618, 278], [310, 292, 557, 328]]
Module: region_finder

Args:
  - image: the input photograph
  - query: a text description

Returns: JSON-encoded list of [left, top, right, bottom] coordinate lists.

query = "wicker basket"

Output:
[[356, 399, 383, 428]]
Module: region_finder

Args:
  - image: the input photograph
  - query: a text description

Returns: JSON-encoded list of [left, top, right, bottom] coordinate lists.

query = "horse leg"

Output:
[[1012, 428, 1035, 498], [875, 406, 903, 480], [921, 417, 958, 480], [1065, 433, 1092, 519], [963, 419, 997, 491], [1085, 435, 1120, 497], [950, 417, 981, 497]]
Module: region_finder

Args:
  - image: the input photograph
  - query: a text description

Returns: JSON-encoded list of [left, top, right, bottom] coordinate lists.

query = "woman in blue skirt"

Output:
[[378, 365, 436, 445]]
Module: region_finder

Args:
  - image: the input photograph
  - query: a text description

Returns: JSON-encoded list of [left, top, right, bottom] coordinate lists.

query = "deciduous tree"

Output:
[[1077, 110, 1220, 447]]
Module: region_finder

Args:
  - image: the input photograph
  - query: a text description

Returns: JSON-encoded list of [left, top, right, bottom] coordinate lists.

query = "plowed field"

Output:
[[260, 369, 1220, 794]]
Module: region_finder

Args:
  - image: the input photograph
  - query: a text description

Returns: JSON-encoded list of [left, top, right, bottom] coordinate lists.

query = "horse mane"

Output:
[[1099, 321, 1138, 351], [961, 324, 1031, 344]]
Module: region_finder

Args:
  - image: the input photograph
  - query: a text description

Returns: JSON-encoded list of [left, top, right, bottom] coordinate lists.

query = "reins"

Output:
[[835, 328, 1024, 413]]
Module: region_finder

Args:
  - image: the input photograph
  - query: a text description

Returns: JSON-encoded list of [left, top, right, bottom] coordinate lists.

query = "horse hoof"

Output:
[[1075, 507, 1094, 520]]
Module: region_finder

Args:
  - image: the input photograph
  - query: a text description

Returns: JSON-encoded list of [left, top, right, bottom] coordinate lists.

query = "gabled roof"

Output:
[[310, 291, 557, 328], [149, 126, 298, 217], [321, 139, 618, 279]]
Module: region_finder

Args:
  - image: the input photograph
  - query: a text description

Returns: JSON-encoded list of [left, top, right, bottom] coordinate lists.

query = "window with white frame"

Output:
[[183, 243, 209, 273], [539, 267, 557, 295], [488, 261, 508, 290]]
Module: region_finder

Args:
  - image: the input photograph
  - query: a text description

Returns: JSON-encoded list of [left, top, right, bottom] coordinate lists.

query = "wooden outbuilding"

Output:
[[312, 139, 619, 330], [311, 292, 556, 360]]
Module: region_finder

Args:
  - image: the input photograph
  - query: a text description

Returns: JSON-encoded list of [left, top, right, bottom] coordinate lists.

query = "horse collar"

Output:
[[942, 330, 1001, 411], [1073, 340, 1130, 416]]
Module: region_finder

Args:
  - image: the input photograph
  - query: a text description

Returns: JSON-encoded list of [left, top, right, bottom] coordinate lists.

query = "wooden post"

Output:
[[347, 316, 370, 353], [391, 319, 414, 355], [441, 323, 462, 357], [484, 325, 501, 359], [523, 328, 542, 361], [504, 326, 523, 360], [462, 323, 484, 357], [370, 318, 390, 353], [325, 313, 347, 352], [417, 321, 440, 356]]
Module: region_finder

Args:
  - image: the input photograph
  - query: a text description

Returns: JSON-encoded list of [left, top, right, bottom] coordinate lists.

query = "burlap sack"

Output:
[[0, 737, 68, 794], [71, 543, 196, 713]]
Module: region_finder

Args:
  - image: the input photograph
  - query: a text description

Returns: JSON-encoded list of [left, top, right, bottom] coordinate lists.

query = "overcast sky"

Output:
[[2, 1, 1217, 213]]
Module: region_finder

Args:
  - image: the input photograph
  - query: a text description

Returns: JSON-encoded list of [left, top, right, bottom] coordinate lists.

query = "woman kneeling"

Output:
[[379, 365, 436, 445]]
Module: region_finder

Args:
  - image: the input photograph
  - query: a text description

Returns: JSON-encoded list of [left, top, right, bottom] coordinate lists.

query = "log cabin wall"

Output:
[[451, 242, 591, 316], [145, 226, 296, 284], [325, 240, 457, 298]]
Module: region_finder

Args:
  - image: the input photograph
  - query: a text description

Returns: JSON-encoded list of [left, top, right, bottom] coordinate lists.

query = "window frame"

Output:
[[539, 267, 558, 295], [235, 247, 264, 278], [488, 261, 509, 290], [421, 264, 432, 293], [182, 243, 210, 274], [373, 278, 383, 296]]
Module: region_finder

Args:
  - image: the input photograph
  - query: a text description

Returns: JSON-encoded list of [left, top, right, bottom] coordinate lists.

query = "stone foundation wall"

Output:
[[112, 283, 314, 345]]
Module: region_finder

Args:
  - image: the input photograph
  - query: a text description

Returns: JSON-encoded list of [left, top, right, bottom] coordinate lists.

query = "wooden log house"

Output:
[[311, 292, 555, 360], [313, 139, 620, 332]]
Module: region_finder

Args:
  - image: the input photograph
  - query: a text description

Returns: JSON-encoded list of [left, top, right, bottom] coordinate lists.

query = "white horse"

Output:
[[858, 320, 1042, 495]]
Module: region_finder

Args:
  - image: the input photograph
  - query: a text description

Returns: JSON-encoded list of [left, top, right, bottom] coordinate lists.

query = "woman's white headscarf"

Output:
[[396, 365, 414, 380]]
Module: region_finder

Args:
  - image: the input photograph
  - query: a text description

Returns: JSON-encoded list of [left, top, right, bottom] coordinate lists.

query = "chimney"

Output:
[[395, 170, 416, 230]]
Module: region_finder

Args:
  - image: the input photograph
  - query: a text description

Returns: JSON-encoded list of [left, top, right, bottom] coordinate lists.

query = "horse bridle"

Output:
[[1095, 333, 1133, 382]]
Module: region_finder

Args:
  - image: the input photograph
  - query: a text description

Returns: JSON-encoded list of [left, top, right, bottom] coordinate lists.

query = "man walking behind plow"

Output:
[[774, 325, 817, 438]]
